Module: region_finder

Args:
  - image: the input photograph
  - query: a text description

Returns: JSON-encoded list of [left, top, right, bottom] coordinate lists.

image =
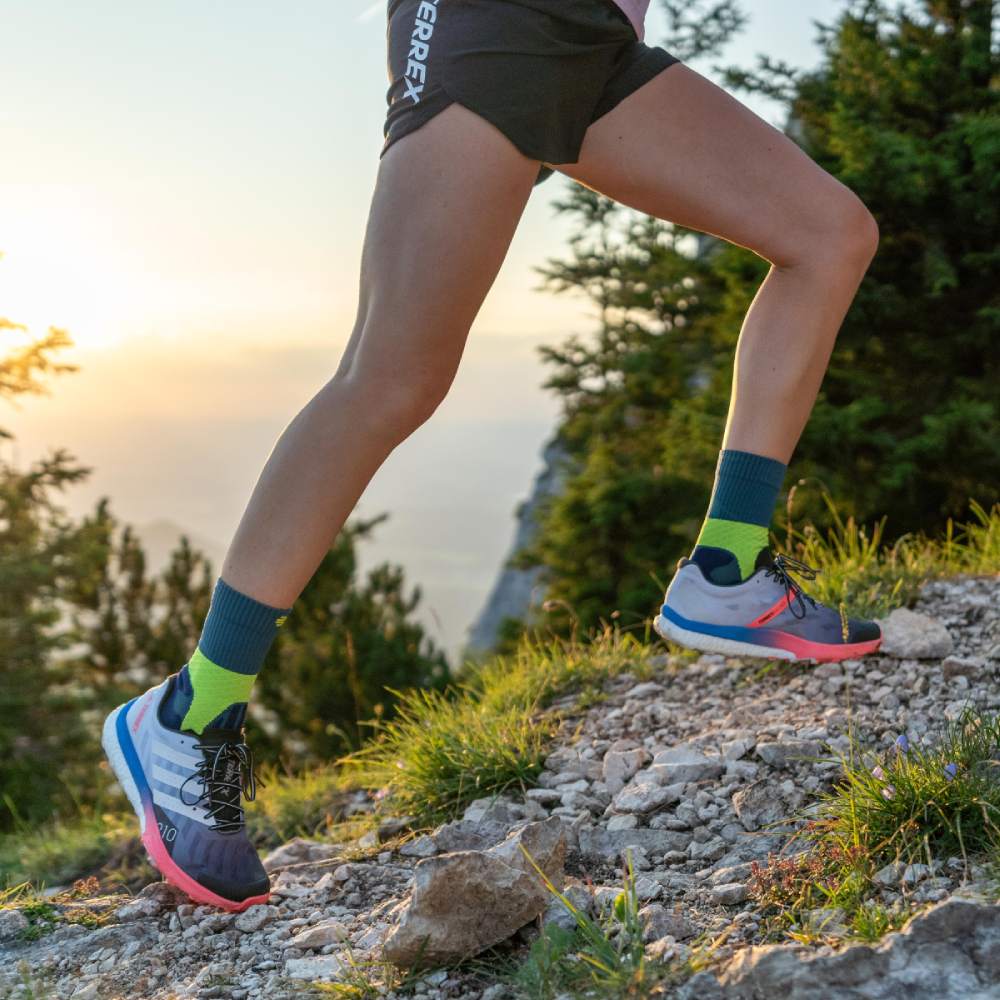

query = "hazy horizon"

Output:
[[3, 0, 839, 658]]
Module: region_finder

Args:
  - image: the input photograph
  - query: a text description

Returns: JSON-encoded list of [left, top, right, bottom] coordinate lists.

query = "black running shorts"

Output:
[[383, 0, 680, 183]]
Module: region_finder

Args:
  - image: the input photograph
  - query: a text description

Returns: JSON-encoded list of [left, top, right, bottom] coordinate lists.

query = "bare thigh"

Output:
[[560, 63, 866, 264], [337, 104, 540, 393]]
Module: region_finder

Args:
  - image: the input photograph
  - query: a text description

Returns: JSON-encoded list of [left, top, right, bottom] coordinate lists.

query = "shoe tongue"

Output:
[[199, 726, 245, 746]]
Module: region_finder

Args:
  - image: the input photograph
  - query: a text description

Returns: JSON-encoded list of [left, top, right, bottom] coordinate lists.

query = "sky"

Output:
[[1, 0, 839, 657]]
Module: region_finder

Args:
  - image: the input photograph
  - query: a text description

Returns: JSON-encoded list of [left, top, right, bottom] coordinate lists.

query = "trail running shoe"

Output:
[[655, 552, 882, 664], [102, 678, 270, 911]]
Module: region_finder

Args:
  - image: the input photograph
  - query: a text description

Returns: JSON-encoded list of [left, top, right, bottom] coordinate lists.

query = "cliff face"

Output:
[[465, 438, 569, 655]]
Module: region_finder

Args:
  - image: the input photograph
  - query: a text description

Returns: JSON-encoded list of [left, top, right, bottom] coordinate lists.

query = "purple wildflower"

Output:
[[944, 763, 958, 782], [872, 765, 887, 781], [881, 784, 896, 801], [895, 734, 910, 754]]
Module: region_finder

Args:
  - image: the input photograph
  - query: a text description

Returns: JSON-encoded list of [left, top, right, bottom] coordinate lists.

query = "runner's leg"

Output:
[[221, 106, 539, 609], [560, 63, 878, 585], [158, 105, 539, 735], [561, 63, 878, 466]]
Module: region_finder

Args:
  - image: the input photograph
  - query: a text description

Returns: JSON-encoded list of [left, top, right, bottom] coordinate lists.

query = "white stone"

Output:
[[0, 908, 30, 940], [290, 919, 349, 950], [399, 834, 437, 858], [284, 955, 346, 981], [712, 882, 749, 905], [634, 876, 663, 901], [879, 608, 954, 659], [607, 814, 640, 831], [602, 748, 649, 795], [612, 779, 682, 814], [651, 746, 724, 783], [626, 682, 665, 699]]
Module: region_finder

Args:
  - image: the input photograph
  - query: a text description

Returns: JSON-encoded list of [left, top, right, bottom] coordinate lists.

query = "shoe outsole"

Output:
[[102, 702, 270, 913], [653, 613, 882, 664]]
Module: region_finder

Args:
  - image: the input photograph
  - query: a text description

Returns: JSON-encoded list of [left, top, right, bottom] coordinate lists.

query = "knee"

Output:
[[809, 188, 879, 271], [776, 185, 879, 273], [339, 361, 454, 442], [828, 190, 879, 268]]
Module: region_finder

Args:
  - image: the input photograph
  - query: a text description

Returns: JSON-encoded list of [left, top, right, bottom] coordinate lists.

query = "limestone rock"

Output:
[[732, 782, 789, 832], [602, 748, 649, 796], [755, 740, 822, 769], [290, 919, 348, 950], [261, 837, 339, 873], [711, 882, 749, 906], [0, 908, 28, 941], [612, 779, 682, 814], [639, 904, 697, 943], [879, 608, 954, 659], [284, 955, 346, 981], [382, 818, 565, 966], [234, 904, 279, 934], [651, 745, 724, 783], [398, 835, 437, 859], [691, 898, 1000, 999]]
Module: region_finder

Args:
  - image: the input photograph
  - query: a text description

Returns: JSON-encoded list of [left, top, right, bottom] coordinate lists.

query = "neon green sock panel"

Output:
[[694, 517, 770, 581], [180, 647, 257, 734]]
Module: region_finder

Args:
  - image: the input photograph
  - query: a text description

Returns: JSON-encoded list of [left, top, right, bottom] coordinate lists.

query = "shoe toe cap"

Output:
[[199, 868, 270, 903], [183, 834, 270, 903], [847, 618, 882, 644]]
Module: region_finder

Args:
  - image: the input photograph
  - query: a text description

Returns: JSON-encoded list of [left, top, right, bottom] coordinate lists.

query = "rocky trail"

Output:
[[3, 576, 999, 999]]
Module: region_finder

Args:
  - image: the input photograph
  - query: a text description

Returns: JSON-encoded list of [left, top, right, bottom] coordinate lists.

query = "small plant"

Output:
[[747, 838, 886, 944], [510, 924, 579, 999], [750, 713, 1000, 945], [305, 949, 423, 998], [749, 841, 869, 920], [509, 854, 684, 999], [815, 712, 1000, 866], [850, 900, 911, 942]]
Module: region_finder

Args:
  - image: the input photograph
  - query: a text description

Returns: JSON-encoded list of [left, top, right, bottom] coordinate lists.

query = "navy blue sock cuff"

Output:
[[707, 449, 787, 527], [198, 578, 292, 677]]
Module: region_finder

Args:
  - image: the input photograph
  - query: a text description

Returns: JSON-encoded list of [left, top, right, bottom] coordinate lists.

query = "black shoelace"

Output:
[[180, 740, 259, 834], [764, 553, 821, 620]]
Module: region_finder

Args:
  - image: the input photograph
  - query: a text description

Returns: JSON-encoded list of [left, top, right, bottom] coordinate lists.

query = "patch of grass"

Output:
[[785, 496, 999, 618], [0, 809, 136, 890], [505, 858, 687, 999], [849, 899, 911, 942], [751, 712, 1000, 944], [344, 631, 660, 826], [247, 763, 367, 846], [301, 950, 423, 998], [509, 924, 580, 998], [815, 712, 1000, 865]]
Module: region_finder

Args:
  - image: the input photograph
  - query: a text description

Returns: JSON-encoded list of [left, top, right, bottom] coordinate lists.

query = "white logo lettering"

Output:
[[404, 0, 440, 104]]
